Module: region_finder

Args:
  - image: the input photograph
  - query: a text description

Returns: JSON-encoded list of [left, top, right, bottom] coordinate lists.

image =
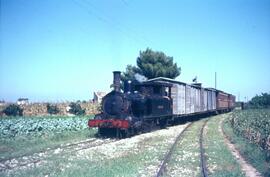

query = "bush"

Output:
[[3, 104, 23, 116], [46, 103, 59, 115], [68, 102, 85, 116], [247, 92, 270, 109]]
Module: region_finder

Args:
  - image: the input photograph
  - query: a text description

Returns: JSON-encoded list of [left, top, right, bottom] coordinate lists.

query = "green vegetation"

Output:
[[224, 113, 270, 177], [205, 115, 244, 177], [122, 48, 181, 82], [46, 103, 60, 115], [68, 102, 86, 115], [229, 109, 270, 151], [0, 126, 184, 177], [2, 104, 23, 116], [0, 116, 96, 160], [247, 93, 270, 109], [0, 116, 92, 138], [166, 120, 204, 177]]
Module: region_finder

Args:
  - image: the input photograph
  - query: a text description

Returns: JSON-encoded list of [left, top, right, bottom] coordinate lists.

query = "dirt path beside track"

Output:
[[219, 118, 262, 177]]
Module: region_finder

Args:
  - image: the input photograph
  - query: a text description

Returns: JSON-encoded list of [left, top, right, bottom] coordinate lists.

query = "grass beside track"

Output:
[[205, 114, 244, 177], [165, 119, 204, 177], [0, 128, 97, 160], [0, 124, 188, 177], [223, 114, 270, 177]]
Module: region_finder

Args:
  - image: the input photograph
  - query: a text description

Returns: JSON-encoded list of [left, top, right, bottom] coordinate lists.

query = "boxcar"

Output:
[[216, 91, 229, 110]]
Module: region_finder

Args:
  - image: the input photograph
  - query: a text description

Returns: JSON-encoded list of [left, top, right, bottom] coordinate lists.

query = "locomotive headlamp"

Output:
[[125, 116, 132, 121]]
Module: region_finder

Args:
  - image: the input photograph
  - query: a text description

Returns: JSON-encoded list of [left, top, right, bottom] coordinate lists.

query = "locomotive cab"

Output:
[[133, 81, 173, 117]]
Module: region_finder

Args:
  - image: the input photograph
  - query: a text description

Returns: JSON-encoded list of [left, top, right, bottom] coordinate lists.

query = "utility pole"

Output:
[[215, 72, 217, 89]]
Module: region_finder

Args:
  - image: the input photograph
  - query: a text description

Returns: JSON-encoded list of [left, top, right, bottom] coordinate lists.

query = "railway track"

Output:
[[0, 138, 97, 162], [156, 119, 209, 177], [0, 138, 117, 171], [200, 119, 209, 177]]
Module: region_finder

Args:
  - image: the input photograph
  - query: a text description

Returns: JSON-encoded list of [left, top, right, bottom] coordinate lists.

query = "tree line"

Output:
[[1, 102, 86, 116], [247, 93, 270, 109]]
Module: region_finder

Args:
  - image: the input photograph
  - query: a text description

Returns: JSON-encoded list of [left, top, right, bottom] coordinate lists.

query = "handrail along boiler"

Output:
[[88, 71, 235, 137]]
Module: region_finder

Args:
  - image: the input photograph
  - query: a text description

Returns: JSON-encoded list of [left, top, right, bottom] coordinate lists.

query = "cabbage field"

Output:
[[0, 116, 96, 160], [0, 116, 93, 139]]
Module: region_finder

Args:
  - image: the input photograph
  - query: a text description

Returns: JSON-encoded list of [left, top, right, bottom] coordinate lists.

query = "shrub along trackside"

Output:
[[68, 102, 86, 116], [2, 104, 23, 116], [46, 103, 60, 115]]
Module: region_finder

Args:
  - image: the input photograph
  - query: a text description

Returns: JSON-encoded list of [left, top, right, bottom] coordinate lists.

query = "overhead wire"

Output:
[[72, 0, 151, 46]]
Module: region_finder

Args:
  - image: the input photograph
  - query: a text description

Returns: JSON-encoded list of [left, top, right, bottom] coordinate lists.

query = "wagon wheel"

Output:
[[123, 129, 131, 138], [159, 118, 168, 129], [142, 120, 154, 133], [116, 128, 122, 139], [97, 128, 106, 137]]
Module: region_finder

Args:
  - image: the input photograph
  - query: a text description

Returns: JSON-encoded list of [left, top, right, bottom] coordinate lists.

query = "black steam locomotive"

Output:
[[88, 71, 235, 137]]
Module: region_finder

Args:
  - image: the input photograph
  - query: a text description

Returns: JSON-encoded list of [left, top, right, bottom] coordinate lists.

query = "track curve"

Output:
[[156, 122, 193, 177], [0, 138, 117, 171], [156, 118, 210, 177]]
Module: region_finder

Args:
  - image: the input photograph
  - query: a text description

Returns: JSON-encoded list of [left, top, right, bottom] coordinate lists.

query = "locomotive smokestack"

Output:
[[113, 71, 121, 92]]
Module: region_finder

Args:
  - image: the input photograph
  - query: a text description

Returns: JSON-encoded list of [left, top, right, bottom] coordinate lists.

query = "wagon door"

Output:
[[185, 85, 191, 114]]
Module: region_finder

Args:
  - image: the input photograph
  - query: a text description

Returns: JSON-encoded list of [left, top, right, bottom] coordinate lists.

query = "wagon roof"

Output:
[[144, 77, 206, 89], [139, 79, 173, 87], [144, 77, 186, 85], [206, 88, 231, 95], [142, 77, 234, 97]]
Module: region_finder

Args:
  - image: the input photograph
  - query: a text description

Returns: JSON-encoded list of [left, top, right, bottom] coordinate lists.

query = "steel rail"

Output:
[[0, 138, 98, 163], [0, 138, 116, 171], [156, 122, 193, 177], [199, 119, 209, 177]]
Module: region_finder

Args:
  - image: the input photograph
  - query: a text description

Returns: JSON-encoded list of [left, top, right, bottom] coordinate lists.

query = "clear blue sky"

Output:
[[0, 0, 269, 102]]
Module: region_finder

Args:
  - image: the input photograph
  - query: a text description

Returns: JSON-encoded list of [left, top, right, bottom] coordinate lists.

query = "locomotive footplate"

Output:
[[88, 119, 129, 129]]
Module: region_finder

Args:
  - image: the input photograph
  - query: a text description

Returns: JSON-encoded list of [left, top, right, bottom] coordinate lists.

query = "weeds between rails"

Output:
[[156, 119, 209, 177]]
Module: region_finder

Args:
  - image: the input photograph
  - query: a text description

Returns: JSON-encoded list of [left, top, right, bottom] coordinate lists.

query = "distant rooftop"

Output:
[[17, 98, 29, 101]]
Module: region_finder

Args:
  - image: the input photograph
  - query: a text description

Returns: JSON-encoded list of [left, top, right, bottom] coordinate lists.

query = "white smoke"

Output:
[[134, 73, 147, 82]]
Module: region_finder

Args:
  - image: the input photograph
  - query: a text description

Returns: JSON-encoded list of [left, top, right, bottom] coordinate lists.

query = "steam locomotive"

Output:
[[88, 71, 235, 138]]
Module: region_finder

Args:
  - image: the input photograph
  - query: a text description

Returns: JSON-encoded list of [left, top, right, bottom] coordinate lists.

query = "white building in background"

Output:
[[93, 92, 106, 103], [17, 98, 29, 105], [0, 100, 5, 106]]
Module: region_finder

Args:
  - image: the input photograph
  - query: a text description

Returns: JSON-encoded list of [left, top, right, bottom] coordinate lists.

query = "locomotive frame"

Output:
[[88, 71, 235, 138]]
